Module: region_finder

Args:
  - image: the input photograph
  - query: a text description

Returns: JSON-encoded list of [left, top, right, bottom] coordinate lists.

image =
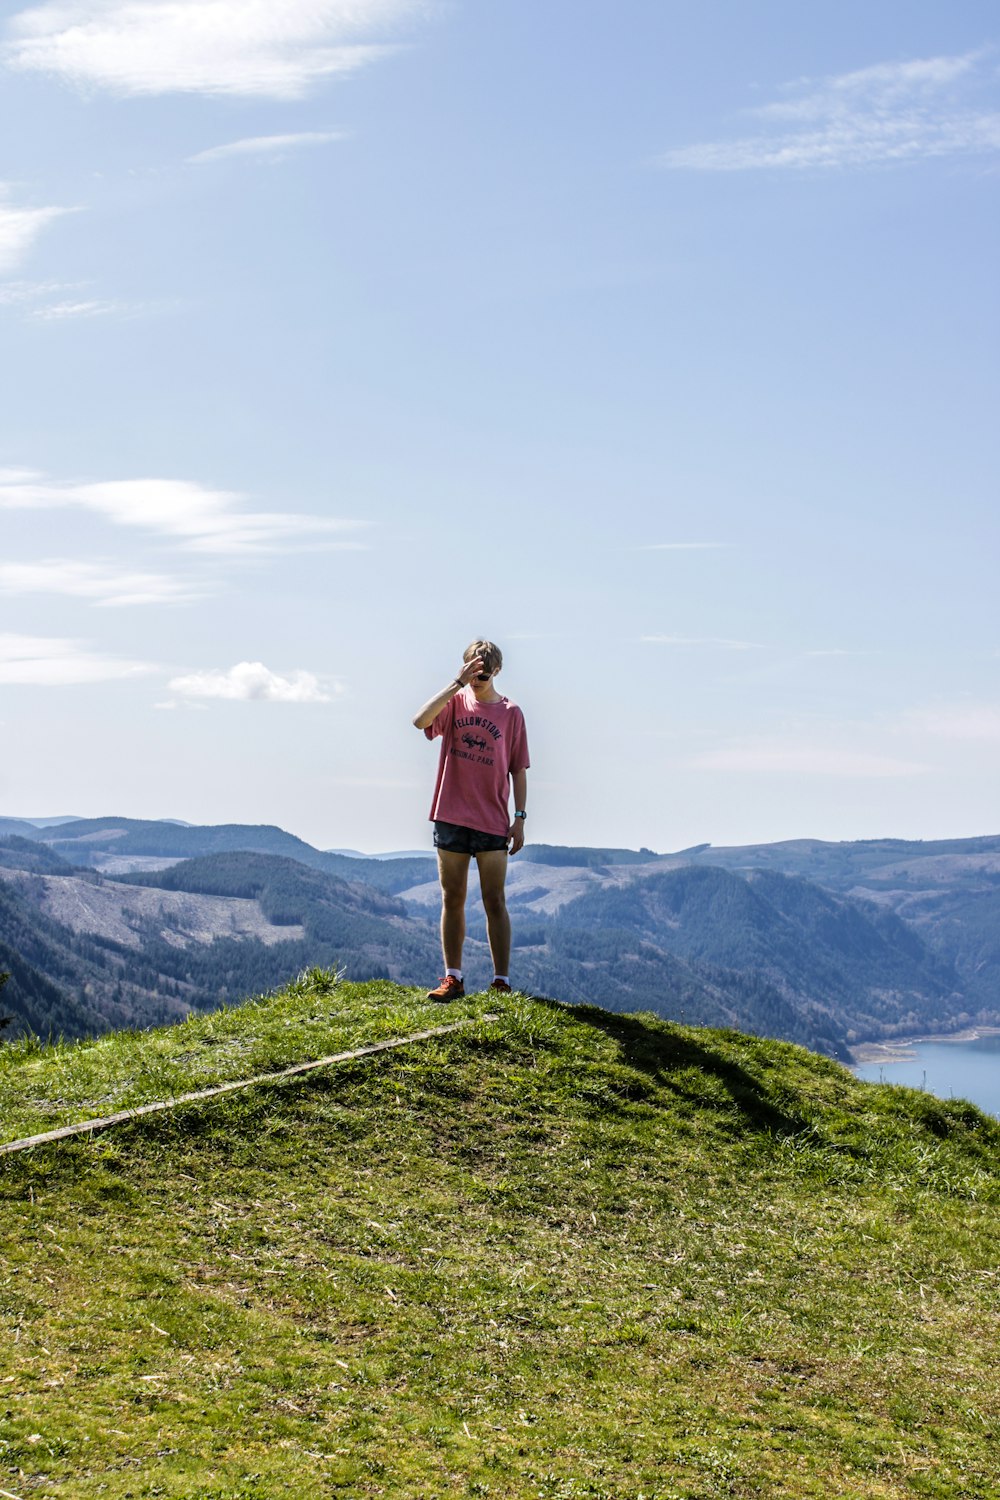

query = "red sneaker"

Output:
[[427, 974, 465, 1002], [489, 979, 513, 993]]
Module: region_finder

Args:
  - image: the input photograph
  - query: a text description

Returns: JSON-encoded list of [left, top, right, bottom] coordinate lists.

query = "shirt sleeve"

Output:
[[507, 709, 530, 773], [424, 695, 456, 741]]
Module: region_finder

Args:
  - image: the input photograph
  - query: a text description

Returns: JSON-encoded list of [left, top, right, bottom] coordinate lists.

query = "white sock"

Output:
[[493, 975, 509, 985], [446, 968, 463, 981]]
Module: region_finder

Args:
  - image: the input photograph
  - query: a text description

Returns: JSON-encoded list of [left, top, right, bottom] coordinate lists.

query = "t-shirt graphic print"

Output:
[[424, 687, 530, 838]]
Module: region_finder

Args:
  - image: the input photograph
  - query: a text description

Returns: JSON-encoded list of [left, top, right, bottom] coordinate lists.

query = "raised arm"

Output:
[[412, 655, 483, 730]]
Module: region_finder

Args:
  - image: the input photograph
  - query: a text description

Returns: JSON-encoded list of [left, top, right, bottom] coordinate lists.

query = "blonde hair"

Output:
[[463, 638, 503, 674]]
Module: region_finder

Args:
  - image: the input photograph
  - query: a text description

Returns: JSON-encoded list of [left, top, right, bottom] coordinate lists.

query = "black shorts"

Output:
[[433, 820, 509, 856]]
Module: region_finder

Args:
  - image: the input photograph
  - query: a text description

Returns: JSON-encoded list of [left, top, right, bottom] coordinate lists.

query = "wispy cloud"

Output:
[[641, 634, 762, 650], [29, 297, 130, 320], [169, 661, 338, 703], [0, 471, 368, 555], [0, 185, 73, 274], [0, 558, 199, 606], [0, 279, 72, 305], [4, 0, 427, 100], [0, 633, 154, 685], [907, 704, 1000, 743], [0, 281, 162, 321], [691, 745, 930, 777], [188, 131, 347, 164], [660, 50, 1000, 171]]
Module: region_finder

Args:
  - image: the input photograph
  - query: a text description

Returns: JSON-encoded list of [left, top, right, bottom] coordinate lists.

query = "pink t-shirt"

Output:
[[425, 688, 530, 837]]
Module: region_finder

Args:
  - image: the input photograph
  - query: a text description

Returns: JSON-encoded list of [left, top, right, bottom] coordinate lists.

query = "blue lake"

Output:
[[852, 1032, 1000, 1118]]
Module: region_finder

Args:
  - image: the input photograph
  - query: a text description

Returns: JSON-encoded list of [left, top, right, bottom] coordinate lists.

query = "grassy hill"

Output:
[[2, 976, 999, 1498]]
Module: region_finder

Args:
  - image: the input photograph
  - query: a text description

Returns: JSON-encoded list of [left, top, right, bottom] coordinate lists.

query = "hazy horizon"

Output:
[[4, 810, 998, 859]]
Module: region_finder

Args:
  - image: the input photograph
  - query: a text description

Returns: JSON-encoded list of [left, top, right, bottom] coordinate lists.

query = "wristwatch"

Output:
[[514, 810, 527, 820]]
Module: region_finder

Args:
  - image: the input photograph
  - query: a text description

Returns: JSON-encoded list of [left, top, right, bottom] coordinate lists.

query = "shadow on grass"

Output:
[[532, 997, 810, 1140]]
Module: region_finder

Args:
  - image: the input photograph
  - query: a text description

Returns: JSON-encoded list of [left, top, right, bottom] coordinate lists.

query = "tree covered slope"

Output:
[[0, 848, 440, 1040], [3, 826, 998, 1054], [537, 865, 966, 1048]]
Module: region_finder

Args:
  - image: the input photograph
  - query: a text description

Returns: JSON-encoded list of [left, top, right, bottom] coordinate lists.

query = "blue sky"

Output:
[[1, 1, 997, 853]]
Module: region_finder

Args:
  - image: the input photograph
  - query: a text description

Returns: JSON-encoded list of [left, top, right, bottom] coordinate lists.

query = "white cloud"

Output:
[[188, 131, 347, 164], [0, 282, 166, 321], [660, 50, 1000, 171], [169, 661, 337, 703], [691, 746, 930, 777], [641, 634, 762, 650], [0, 185, 73, 274], [0, 558, 199, 606], [0, 471, 368, 555], [0, 633, 154, 685], [908, 704, 1000, 743], [0, 279, 76, 306], [0, 466, 43, 481], [29, 297, 128, 319], [4, 0, 426, 100]]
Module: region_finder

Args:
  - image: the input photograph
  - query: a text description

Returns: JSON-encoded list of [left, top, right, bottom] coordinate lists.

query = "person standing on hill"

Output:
[[412, 639, 530, 999]]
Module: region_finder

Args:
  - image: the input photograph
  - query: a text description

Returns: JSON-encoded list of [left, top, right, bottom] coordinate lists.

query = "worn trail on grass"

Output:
[[0, 1014, 496, 1158]]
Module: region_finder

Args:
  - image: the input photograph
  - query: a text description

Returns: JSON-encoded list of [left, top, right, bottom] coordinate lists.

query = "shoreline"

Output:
[[850, 1025, 1000, 1067]]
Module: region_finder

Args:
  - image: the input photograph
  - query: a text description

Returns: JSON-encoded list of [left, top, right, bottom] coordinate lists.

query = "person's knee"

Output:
[[481, 889, 507, 919], [441, 884, 467, 911]]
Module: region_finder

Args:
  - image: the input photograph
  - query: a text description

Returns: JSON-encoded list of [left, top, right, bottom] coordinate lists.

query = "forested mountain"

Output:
[[4, 816, 435, 892], [0, 835, 79, 875], [535, 866, 968, 1048], [0, 880, 128, 1038], [519, 844, 660, 867], [406, 833, 1000, 1022], [1, 822, 997, 1055], [0, 843, 440, 1040], [670, 833, 1000, 888], [0, 818, 46, 840], [14, 816, 333, 867], [122, 852, 439, 982]]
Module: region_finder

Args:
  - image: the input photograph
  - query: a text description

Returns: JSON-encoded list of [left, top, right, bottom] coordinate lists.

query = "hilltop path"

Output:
[[0, 1013, 495, 1158]]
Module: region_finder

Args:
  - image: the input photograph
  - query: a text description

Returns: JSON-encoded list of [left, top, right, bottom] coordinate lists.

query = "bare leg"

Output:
[[476, 849, 511, 978], [437, 850, 471, 970]]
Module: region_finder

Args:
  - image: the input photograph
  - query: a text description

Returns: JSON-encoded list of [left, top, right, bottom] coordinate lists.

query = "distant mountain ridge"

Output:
[[669, 834, 1000, 888], [1, 819, 997, 1056], [7, 814, 996, 881], [0, 816, 435, 893]]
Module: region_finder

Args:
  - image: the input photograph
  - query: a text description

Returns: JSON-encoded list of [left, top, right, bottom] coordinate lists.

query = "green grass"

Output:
[[0, 969, 496, 1144], [2, 974, 1000, 1498]]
